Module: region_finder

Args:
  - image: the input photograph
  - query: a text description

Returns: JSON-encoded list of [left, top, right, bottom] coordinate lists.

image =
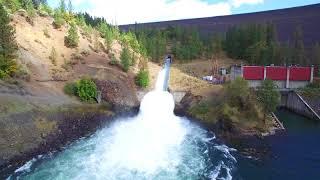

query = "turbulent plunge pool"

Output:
[[8, 61, 237, 180]]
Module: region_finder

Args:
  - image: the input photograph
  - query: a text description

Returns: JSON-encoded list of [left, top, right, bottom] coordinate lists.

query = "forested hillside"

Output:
[[121, 4, 320, 66]]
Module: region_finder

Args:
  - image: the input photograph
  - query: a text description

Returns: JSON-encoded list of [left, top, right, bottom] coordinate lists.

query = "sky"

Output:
[[48, 0, 320, 25]]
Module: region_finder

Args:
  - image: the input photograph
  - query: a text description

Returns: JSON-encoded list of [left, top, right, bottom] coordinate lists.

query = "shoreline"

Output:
[[0, 104, 138, 179], [0, 96, 311, 179]]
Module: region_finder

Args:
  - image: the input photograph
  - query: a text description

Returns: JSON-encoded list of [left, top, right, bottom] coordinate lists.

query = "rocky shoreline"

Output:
[[175, 91, 285, 160]]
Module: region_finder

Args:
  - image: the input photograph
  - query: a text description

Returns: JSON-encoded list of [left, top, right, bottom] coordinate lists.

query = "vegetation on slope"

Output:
[[188, 78, 280, 132], [135, 69, 149, 88], [0, 3, 18, 79], [64, 22, 79, 48], [64, 77, 97, 102], [257, 79, 281, 119], [300, 80, 320, 98]]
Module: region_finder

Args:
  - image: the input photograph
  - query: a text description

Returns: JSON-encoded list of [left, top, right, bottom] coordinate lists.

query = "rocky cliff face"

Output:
[[94, 69, 139, 112]]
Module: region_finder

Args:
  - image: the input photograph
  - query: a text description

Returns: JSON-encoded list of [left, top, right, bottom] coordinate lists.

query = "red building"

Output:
[[231, 65, 314, 89]]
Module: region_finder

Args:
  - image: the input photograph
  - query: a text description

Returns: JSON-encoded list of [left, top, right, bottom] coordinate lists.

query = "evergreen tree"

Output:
[[53, 8, 65, 28], [75, 14, 86, 27], [120, 46, 131, 72], [64, 22, 79, 48], [0, 4, 17, 58], [292, 25, 305, 65], [0, 4, 18, 78], [257, 79, 280, 123], [279, 41, 292, 65], [2, 0, 21, 12], [59, 0, 66, 13]]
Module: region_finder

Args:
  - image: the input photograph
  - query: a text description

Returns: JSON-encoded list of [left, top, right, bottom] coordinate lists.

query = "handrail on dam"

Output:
[[163, 55, 172, 91]]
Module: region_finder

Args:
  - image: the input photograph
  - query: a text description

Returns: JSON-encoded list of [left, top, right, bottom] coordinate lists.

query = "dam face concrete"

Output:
[[280, 91, 320, 120], [137, 91, 186, 104]]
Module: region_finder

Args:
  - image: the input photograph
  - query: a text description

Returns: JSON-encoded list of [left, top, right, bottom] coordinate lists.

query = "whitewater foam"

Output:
[[9, 62, 237, 180]]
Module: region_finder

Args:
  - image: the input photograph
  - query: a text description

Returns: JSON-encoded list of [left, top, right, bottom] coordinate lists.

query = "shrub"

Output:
[[0, 55, 17, 79], [49, 47, 57, 66], [76, 78, 97, 102], [39, 3, 53, 16], [135, 69, 149, 88], [64, 82, 77, 96], [188, 102, 212, 122], [120, 46, 131, 72], [75, 14, 86, 27], [53, 10, 65, 29], [64, 23, 79, 48], [300, 81, 320, 98], [1, 0, 21, 13], [225, 77, 250, 107], [257, 79, 280, 114], [0, 4, 18, 58]]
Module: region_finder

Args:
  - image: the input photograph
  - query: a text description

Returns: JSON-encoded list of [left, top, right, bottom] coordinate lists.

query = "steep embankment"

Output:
[[0, 11, 140, 173]]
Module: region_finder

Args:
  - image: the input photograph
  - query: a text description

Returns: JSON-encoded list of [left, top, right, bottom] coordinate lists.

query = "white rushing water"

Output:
[[10, 62, 237, 180]]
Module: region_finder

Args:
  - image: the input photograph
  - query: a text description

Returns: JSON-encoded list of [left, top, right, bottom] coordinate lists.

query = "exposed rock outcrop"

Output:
[[94, 70, 139, 112]]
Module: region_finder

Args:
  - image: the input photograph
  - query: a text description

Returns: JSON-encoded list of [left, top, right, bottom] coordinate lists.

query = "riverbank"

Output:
[[0, 100, 141, 179], [174, 86, 284, 159]]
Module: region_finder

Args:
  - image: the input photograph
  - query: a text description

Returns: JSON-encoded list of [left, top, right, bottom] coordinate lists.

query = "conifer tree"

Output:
[[0, 4, 17, 58], [64, 23, 79, 48], [59, 0, 66, 13], [120, 46, 131, 72], [292, 25, 305, 65], [0, 4, 18, 78], [2, 0, 21, 12]]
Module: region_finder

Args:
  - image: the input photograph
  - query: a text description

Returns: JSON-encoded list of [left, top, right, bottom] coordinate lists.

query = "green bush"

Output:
[[53, 10, 65, 29], [120, 46, 131, 72], [64, 23, 79, 48], [1, 0, 21, 13], [64, 82, 77, 95], [39, 3, 53, 16], [225, 77, 250, 107], [301, 81, 320, 98], [135, 69, 149, 88], [0, 55, 17, 79], [257, 79, 281, 114], [188, 102, 213, 122], [76, 78, 97, 102]]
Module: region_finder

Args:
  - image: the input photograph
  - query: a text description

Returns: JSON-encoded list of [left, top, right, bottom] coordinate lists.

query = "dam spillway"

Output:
[[8, 56, 236, 180]]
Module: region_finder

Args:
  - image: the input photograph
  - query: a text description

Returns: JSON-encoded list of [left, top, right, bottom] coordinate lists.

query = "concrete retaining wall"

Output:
[[137, 91, 186, 104], [280, 91, 320, 120]]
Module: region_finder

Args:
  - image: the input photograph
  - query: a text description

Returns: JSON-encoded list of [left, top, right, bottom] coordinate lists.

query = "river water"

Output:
[[7, 63, 320, 179], [236, 109, 320, 180]]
